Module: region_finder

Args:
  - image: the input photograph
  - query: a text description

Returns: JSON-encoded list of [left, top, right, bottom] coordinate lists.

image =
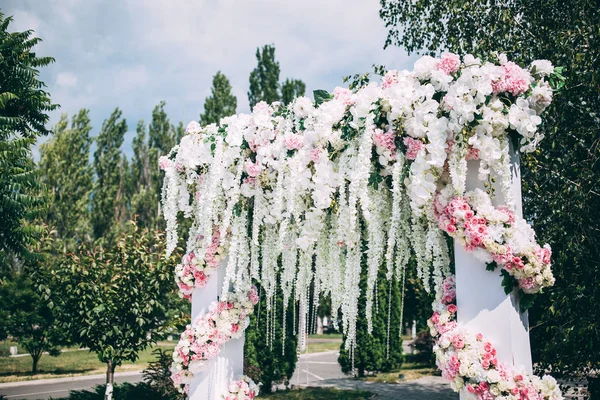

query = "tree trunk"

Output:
[[31, 352, 41, 374], [104, 360, 116, 400]]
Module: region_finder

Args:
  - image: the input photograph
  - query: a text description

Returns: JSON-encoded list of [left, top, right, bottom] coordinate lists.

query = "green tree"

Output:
[[248, 45, 281, 108], [379, 0, 600, 391], [36, 222, 179, 397], [39, 110, 93, 241], [244, 282, 298, 393], [338, 242, 404, 376], [0, 12, 57, 266], [200, 71, 237, 126], [129, 120, 155, 228], [0, 270, 65, 373], [281, 78, 306, 106], [91, 108, 127, 240]]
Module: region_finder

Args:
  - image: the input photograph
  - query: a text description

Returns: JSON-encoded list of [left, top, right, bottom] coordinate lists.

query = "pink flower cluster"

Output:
[[223, 376, 259, 400], [333, 86, 354, 105], [492, 62, 532, 96], [382, 69, 400, 89], [435, 193, 554, 294], [437, 53, 461, 75], [174, 228, 223, 300], [283, 134, 304, 151], [403, 137, 424, 160], [245, 160, 262, 177], [373, 129, 396, 153], [428, 276, 562, 400], [171, 287, 260, 394]]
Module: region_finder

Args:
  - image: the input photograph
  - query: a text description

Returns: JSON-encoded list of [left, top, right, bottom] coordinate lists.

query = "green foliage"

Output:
[[0, 12, 57, 266], [244, 283, 298, 393], [142, 349, 185, 400], [248, 45, 281, 108], [39, 110, 94, 242], [338, 240, 404, 376], [91, 108, 128, 240], [35, 222, 179, 384], [379, 0, 600, 386], [0, 270, 65, 373], [56, 382, 170, 400], [281, 78, 306, 106], [199, 71, 237, 126]]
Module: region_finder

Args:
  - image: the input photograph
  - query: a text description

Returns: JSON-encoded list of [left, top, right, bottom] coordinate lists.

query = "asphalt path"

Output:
[[0, 371, 143, 400]]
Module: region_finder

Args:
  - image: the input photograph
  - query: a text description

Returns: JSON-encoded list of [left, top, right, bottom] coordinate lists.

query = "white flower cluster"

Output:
[[222, 375, 259, 400], [160, 53, 557, 363]]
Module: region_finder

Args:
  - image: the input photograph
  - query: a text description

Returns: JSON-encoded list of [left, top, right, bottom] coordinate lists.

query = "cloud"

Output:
[[2, 0, 417, 160], [56, 72, 78, 88]]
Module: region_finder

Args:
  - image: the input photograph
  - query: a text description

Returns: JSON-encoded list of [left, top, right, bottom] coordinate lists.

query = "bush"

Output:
[[53, 382, 168, 400], [143, 348, 185, 400], [409, 330, 436, 366]]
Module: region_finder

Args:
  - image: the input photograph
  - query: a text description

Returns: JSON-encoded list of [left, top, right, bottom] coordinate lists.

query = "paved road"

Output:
[[0, 372, 143, 400]]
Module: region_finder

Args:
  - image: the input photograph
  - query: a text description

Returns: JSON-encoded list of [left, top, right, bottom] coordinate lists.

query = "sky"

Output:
[[2, 0, 418, 159]]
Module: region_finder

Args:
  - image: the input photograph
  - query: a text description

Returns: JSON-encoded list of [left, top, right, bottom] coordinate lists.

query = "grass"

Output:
[[0, 343, 175, 383], [307, 333, 343, 340], [262, 387, 373, 399], [360, 357, 439, 384], [304, 341, 341, 354]]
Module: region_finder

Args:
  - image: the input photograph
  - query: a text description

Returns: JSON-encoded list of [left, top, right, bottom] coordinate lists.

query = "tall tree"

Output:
[[36, 222, 179, 398], [281, 78, 306, 106], [0, 12, 57, 267], [379, 0, 600, 392], [39, 110, 93, 241], [248, 45, 281, 108], [130, 120, 155, 228], [200, 71, 237, 126], [92, 108, 127, 240]]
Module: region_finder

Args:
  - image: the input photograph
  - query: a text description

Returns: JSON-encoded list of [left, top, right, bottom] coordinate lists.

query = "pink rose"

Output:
[[373, 129, 397, 153], [245, 160, 262, 177], [403, 137, 424, 160], [333, 86, 354, 105], [436, 53, 461, 75], [158, 156, 171, 171], [283, 134, 303, 151]]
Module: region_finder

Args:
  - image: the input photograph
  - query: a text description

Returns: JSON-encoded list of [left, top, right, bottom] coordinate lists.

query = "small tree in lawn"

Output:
[[37, 221, 179, 399], [0, 271, 65, 373]]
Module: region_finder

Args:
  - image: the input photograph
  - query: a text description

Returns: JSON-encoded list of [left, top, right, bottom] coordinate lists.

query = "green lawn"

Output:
[[262, 387, 373, 399], [0, 343, 175, 383], [307, 333, 343, 340]]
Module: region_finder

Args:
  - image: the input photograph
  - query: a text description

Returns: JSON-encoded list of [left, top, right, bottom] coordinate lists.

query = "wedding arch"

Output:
[[160, 53, 563, 400]]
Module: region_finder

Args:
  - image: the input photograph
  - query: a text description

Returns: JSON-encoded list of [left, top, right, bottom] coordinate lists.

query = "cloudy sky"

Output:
[[3, 0, 418, 158]]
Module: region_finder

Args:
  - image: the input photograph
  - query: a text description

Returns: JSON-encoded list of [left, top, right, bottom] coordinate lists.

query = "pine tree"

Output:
[[0, 12, 57, 267], [91, 108, 127, 240], [200, 71, 237, 126], [39, 110, 93, 241], [248, 45, 281, 108], [281, 78, 306, 106]]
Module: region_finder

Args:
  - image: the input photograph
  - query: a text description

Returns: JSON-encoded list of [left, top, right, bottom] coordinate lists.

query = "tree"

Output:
[[39, 110, 93, 242], [199, 71, 237, 126], [338, 240, 404, 376], [36, 221, 179, 398], [379, 0, 600, 391], [0, 270, 65, 373], [281, 78, 306, 106], [244, 282, 298, 393], [0, 12, 57, 267], [91, 108, 127, 240], [248, 45, 281, 108]]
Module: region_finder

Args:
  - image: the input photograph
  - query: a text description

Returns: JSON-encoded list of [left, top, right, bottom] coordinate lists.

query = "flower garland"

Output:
[[171, 287, 259, 394], [435, 189, 554, 297], [160, 52, 564, 396], [222, 375, 259, 400], [174, 227, 226, 300], [428, 276, 562, 400]]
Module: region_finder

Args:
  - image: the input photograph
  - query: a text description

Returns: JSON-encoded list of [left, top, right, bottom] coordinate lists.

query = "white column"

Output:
[[190, 258, 245, 400], [455, 144, 532, 399]]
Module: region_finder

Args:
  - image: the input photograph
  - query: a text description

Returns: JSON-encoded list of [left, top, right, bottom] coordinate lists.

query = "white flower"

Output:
[[530, 60, 554, 77], [186, 121, 202, 135], [293, 96, 315, 118]]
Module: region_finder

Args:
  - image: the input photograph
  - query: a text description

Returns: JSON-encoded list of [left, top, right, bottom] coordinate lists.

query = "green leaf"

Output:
[[519, 292, 538, 312], [486, 261, 498, 271], [313, 89, 332, 106], [500, 270, 515, 295]]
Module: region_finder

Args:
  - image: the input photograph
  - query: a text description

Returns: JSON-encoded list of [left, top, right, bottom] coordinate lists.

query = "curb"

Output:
[[0, 371, 143, 389]]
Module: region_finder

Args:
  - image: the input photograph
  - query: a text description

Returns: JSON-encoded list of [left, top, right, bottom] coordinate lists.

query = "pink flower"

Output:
[[382, 70, 399, 88], [158, 156, 171, 171], [447, 304, 457, 314], [403, 137, 424, 160], [333, 87, 354, 105], [492, 61, 531, 96], [373, 129, 397, 153], [245, 160, 262, 177], [283, 134, 303, 151], [310, 148, 321, 163], [466, 147, 480, 160], [436, 53, 461, 75]]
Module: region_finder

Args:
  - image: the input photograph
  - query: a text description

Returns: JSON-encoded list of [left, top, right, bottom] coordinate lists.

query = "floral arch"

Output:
[[160, 53, 563, 400]]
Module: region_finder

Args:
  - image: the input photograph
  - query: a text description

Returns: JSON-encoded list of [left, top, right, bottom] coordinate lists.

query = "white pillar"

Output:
[[189, 258, 245, 400], [455, 144, 532, 399]]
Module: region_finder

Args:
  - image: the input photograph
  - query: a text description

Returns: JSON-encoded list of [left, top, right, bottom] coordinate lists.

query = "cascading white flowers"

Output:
[[161, 52, 562, 398]]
